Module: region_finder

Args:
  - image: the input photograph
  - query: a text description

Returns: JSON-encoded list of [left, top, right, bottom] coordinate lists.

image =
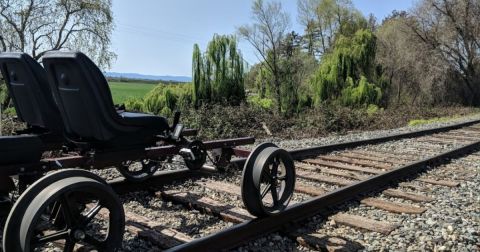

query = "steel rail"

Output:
[[230, 118, 480, 168], [288, 118, 480, 159], [109, 168, 215, 194], [107, 157, 248, 194], [167, 140, 480, 252]]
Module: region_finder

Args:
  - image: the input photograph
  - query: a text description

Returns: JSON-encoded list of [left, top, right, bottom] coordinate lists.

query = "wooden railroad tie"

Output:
[[332, 213, 399, 235]]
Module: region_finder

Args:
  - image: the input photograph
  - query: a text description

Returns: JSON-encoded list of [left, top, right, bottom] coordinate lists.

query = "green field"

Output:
[[108, 81, 156, 104]]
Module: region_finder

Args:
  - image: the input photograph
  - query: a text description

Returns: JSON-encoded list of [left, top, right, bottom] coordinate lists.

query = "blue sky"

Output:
[[111, 0, 415, 77]]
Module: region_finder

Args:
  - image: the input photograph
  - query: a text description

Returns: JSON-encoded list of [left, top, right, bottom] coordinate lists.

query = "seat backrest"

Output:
[[42, 51, 134, 142], [0, 52, 63, 133]]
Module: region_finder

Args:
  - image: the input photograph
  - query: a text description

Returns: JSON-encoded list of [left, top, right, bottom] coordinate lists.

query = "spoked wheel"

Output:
[[241, 144, 295, 217], [3, 169, 125, 252], [184, 140, 207, 171], [117, 159, 161, 182], [211, 148, 234, 172]]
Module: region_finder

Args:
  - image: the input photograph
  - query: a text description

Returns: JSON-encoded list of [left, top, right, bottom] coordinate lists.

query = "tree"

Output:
[[311, 29, 382, 107], [192, 34, 245, 106], [192, 44, 206, 104], [238, 0, 290, 113], [376, 16, 429, 106], [0, 0, 115, 107], [408, 0, 480, 105], [297, 0, 367, 57], [278, 31, 316, 114]]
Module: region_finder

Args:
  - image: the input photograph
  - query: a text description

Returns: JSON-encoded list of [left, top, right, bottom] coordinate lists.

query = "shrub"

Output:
[[124, 97, 144, 112], [142, 83, 193, 116], [366, 104, 381, 116], [248, 95, 274, 110]]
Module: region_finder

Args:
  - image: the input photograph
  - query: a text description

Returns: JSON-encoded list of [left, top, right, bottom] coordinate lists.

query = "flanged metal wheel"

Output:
[[117, 159, 161, 182], [241, 143, 296, 217], [184, 140, 207, 170], [3, 169, 125, 252]]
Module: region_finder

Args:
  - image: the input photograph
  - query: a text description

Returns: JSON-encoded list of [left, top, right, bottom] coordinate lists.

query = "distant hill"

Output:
[[105, 72, 191, 83]]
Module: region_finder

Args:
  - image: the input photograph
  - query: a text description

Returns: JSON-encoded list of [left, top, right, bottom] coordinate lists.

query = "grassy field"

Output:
[[108, 81, 156, 104]]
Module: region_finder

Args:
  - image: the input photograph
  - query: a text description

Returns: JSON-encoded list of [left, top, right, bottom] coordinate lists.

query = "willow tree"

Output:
[[192, 34, 245, 105], [311, 29, 382, 107]]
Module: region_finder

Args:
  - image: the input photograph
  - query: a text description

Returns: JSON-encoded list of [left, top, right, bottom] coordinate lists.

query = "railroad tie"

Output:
[[126, 223, 192, 249], [317, 155, 393, 170], [294, 233, 364, 252], [197, 180, 242, 197], [332, 213, 399, 235], [198, 180, 308, 201], [338, 152, 405, 166], [95, 205, 193, 249], [419, 137, 460, 145], [349, 150, 416, 162], [383, 189, 434, 202], [294, 183, 327, 196], [435, 133, 478, 142], [360, 198, 427, 214], [302, 159, 383, 174], [158, 190, 254, 223], [398, 182, 432, 192], [296, 162, 370, 180], [296, 170, 353, 186], [416, 178, 460, 187]]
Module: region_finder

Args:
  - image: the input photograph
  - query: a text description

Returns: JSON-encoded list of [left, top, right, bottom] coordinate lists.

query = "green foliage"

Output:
[[311, 29, 382, 107], [366, 104, 381, 116], [2, 107, 16, 117], [142, 83, 192, 116], [408, 117, 457, 126], [341, 76, 382, 107], [248, 95, 274, 110], [0, 81, 6, 106], [124, 97, 144, 112], [192, 34, 246, 106]]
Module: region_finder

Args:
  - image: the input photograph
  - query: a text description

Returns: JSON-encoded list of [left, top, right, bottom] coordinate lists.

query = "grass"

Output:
[[408, 116, 460, 126], [108, 81, 156, 104]]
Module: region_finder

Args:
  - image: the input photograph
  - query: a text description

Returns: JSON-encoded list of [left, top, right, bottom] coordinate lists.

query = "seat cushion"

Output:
[[118, 112, 169, 132]]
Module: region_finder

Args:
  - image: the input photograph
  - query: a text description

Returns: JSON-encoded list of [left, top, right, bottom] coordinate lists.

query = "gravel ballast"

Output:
[[2, 114, 480, 251]]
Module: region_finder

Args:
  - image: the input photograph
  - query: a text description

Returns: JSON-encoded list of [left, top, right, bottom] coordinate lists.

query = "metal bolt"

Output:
[[73, 230, 85, 241]]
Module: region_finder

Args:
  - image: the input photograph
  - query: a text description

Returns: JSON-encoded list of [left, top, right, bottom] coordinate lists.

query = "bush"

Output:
[[3, 107, 16, 117], [366, 104, 382, 116], [124, 97, 144, 112], [247, 95, 274, 110], [142, 83, 192, 116]]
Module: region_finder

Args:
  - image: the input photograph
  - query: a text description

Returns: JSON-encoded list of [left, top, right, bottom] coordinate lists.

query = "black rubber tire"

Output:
[[116, 159, 160, 182], [4, 169, 108, 251], [3, 169, 124, 252], [184, 140, 207, 170], [242, 146, 295, 217]]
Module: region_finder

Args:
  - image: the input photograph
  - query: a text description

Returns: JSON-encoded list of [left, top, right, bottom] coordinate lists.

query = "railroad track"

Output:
[[2, 119, 479, 251], [103, 120, 480, 251]]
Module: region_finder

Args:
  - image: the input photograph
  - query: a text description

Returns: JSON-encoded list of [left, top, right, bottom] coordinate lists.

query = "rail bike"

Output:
[[0, 51, 296, 251]]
